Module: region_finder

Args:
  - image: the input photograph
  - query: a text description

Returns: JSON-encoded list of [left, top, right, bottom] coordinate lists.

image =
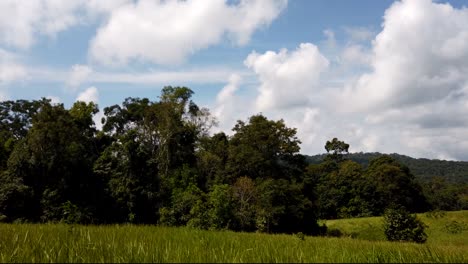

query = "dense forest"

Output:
[[306, 153, 468, 183], [0, 87, 466, 234]]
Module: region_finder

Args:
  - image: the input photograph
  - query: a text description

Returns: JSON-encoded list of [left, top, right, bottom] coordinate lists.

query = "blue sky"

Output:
[[1, 0, 468, 160]]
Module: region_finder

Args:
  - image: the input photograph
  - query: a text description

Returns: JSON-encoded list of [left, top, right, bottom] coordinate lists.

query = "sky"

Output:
[[1, 0, 468, 161]]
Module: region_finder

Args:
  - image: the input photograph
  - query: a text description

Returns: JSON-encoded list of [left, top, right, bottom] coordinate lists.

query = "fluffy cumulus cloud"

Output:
[[212, 74, 249, 133], [245, 43, 329, 111], [76, 86, 99, 104], [340, 0, 468, 112], [340, 44, 372, 66], [348, 0, 468, 160], [213, 0, 468, 161], [0, 1, 82, 49], [89, 0, 287, 65], [0, 0, 130, 49]]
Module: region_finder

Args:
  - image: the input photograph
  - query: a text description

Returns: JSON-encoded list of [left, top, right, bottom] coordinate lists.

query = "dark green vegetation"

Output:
[[383, 206, 427, 243], [307, 152, 468, 213], [325, 210, 467, 245], [306, 152, 468, 183], [0, 87, 467, 235], [0, 211, 466, 263]]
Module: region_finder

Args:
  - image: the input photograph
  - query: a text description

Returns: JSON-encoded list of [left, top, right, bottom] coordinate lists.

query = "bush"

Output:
[[383, 206, 427, 243], [425, 210, 446, 219], [61, 201, 92, 224], [326, 228, 343, 237], [444, 220, 466, 234]]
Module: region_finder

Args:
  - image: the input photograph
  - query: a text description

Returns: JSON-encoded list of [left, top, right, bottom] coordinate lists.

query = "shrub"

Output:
[[295, 232, 305, 241], [326, 228, 343, 237], [61, 201, 92, 224], [425, 210, 446, 219], [444, 220, 466, 234], [383, 206, 427, 243]]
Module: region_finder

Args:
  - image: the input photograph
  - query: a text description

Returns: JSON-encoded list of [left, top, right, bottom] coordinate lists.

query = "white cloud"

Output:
[[210, 0, 468, 161], [75, 86, 105, 130], [76, 86, 99, 104], [75, 85, 104, 130], [46, 95, 61, 104], [0, 0, 129, 49], [339, 0, 468, 112], [0, 48, 27, 84], [340, 44, 371, 66], [89, 0, 287, 65], [212, 74, 252, 134], [216, 74, 242, 105], [91, 68, 248, 85], [244, 43, 329, 111], [327, 0, 468, 160], [0, 63, 27, 84], [67, 64, 92, 90], [0, 1, 83, 49]]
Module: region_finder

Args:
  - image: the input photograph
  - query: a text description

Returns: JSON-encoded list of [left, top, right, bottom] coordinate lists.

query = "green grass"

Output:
[[324, 210, 468, 246], [0, 211, 466, 263]]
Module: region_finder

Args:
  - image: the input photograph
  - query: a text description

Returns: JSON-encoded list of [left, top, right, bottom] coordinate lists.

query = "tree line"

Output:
[[0, 87, 465, 234], [306, 153, 468, 212]]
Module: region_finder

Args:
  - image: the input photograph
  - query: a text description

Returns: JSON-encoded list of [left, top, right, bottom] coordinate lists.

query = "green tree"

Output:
[[6, 101, 100, 222], [365, 155, 428, 215], [227, 114, 305, 182], [0, 99, 49, 170], [196, 133, 229, 190], [314, 160, 371, 219], [383, 205, 427, 243], [0, 172, 33, 222], [206, 184, 235, 230], [324, 137, 349, 163], [422, 176, 467, 211]]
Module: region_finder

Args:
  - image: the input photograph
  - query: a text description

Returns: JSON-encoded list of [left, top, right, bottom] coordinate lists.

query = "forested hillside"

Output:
[[306, 153, 468, 183]]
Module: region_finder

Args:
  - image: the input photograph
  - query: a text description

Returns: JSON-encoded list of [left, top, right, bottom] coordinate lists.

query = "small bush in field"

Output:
[[383, 206, 427, 243], [425, 210, 446, 219], [444, 220, 466, 234]]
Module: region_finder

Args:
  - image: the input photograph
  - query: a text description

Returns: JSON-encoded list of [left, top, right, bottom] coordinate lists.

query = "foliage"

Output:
[[306, 152, 468, 184], [226, 114, 305, 182], [325, 210, 468, 244], [383, 206, 427, 243], [444, 220, 466, 234], [425, 210, 446, 219], [324, 137, 349, 163], [0, 89, 464, 235]]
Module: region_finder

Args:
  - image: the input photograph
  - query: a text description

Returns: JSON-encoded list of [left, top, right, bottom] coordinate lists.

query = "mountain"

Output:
[[304, 152, 468, 184]]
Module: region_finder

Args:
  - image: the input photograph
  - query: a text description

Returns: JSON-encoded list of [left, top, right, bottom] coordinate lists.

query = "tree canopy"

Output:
[[0, 88, 463, 233]]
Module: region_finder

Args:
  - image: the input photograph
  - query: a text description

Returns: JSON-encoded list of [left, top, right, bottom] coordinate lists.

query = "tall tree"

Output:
[[6, 101, 100, 222], [364, 155, 428, 215], [227, 114, 305, 182]]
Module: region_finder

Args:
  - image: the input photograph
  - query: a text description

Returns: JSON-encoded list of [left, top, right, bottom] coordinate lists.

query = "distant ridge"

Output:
[[304, 152, 468, 184]]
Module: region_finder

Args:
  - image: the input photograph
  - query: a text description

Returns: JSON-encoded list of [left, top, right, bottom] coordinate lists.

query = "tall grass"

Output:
[[325, 210, 468, 246], [0, 211, 466, 263]]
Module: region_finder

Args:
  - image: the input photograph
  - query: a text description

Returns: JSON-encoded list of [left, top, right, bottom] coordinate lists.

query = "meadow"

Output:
[[0, 211, 466, 263]]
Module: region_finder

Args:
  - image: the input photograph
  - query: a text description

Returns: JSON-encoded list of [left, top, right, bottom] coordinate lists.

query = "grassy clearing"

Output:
[[324, 210, 468, 246], [0, 211, 466, 263]]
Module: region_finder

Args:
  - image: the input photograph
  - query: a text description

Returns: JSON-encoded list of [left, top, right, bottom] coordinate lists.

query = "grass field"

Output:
[[0, 211, 466, 263]]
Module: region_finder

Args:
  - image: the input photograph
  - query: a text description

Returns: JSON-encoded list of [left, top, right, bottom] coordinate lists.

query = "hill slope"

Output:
[[305, 152, 468, 183]]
